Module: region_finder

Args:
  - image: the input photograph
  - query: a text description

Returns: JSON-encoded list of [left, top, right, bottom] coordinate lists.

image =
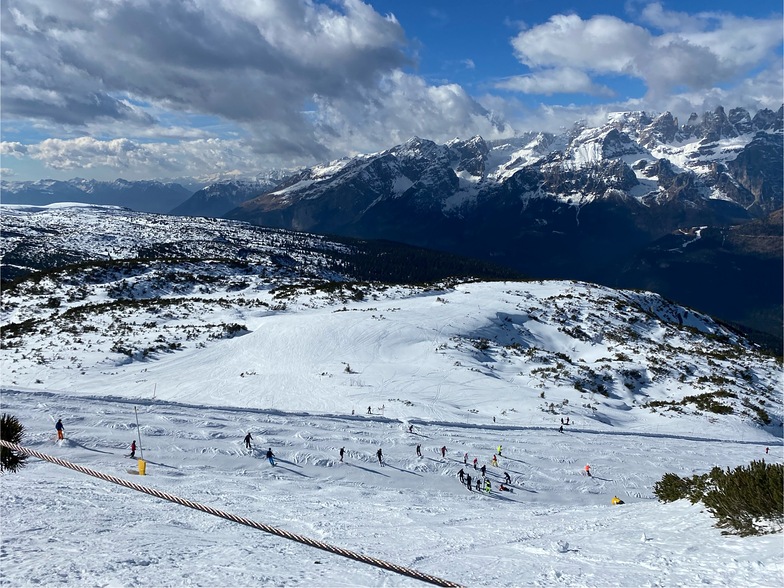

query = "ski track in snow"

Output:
[[1, 388, 781, 587]]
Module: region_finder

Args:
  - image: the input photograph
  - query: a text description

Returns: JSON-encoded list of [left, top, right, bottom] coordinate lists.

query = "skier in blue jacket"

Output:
[[266, 448, 275, 466]]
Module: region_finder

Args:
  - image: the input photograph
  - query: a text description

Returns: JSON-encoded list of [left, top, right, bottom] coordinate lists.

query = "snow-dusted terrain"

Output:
[[1, 204, 782, 586]]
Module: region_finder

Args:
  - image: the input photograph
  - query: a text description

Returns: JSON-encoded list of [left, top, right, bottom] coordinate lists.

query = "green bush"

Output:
[[703, 461, 784, 536], [0, 414, 28, 473], [653, 460, 783, 536], [653, 472, 690, 502]]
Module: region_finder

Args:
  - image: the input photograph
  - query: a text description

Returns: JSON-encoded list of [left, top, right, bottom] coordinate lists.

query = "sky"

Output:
[[1, 0, 782, 182]]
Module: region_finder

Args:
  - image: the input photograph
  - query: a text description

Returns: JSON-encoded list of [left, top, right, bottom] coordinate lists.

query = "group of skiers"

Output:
[[457, 466, 513, 493], [54, 416, 609, 501]]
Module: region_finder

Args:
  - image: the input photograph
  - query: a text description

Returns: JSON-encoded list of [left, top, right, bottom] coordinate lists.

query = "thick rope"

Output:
[[0, 440, 462, 588]]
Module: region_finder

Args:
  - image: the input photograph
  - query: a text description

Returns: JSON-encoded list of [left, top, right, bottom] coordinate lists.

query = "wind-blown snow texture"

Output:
[[1, 204, 782, 587]]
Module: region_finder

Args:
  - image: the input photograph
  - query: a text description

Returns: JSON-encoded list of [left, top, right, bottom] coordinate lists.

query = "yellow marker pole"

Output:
[[134, 406, 146, 475]]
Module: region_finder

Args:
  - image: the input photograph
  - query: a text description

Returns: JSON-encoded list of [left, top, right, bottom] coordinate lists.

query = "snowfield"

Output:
[[1, 385, 781, 587], [1, 205, 782, 586]]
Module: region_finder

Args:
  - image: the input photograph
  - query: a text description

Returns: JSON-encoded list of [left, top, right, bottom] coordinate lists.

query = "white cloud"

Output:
[[1, 136, 267, 178], [496, 68, 614, 97], [1, 1, 409, 145], [311, 71, 513, 154], [0, 142, 29, 156], [2, 0, 511, 173], [508, 8, 783, 100], [511, 14, 648, 73], [1, 1, 781, 181]]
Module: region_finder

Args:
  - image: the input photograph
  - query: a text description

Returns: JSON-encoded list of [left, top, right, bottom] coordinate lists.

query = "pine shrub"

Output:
[[703, 461, 784, 536], [653, 461, 784, 536], [0, 414, 28, 473], [653, 472, 689, 502]]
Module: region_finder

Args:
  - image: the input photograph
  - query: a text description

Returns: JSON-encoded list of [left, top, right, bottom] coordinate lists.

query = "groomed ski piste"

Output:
[[1, 279, 783, 587]]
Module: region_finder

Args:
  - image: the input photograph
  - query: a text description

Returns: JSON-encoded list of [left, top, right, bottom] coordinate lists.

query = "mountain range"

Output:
[[0, 178, 193, 214], [223, 105, 783, 350], [2, 105, 781, 350]]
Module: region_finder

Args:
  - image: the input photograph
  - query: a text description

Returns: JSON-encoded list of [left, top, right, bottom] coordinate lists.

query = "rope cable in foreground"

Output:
[[0, 440, 462, 588]]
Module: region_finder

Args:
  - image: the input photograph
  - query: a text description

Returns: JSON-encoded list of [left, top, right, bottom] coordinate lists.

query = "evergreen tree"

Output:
[[0, 414, 28, 473]]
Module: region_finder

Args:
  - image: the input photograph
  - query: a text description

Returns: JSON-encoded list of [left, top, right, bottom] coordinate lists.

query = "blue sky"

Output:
[[1, 0, 781, 182]]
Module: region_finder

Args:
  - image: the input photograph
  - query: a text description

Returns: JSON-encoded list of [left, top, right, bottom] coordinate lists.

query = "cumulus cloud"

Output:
[[507, 7, 783, 100], [0, 136, 267, 178], [310, 70, 513, 154], [496, 68, 614, 97], [1, 0, 513, 174], [2, 1, 781, 181], [1, 0, 410, 128], [0, 142, 29, 156]]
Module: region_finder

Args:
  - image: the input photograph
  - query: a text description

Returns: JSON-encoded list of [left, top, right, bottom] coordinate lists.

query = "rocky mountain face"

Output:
[[226, 105, 783, 349], [1, 178, 193, 214]]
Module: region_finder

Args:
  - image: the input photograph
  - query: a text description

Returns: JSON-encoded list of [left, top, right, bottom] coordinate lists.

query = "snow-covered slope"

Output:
[[1, 386, 781, 587], [1, 203, 782, 586]]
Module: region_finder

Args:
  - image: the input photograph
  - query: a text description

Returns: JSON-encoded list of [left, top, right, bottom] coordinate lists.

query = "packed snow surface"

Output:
[[2, 279, 782, 586]]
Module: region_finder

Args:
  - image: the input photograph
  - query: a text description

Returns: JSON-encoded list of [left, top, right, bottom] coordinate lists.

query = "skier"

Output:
[[244, 432, 253, 449], [491, 455, 498, 467], [497, 445, 502, 457], [458, 468, 465, 483], [466, 473, 472, 491], [55, 419, 64, 440], [463, 452, 468, 465], [766, 447, 769, 454], [473, 457, 478, 470], [416, 444, 422, 457], [611, 496, 624, 505], [558, 425, 563, 433], [441, 445, 447, 458], [128, 440, 136, 458], [565, 417, 570, 425], [475, 478, 481, 491], [561, 417, 564, 425], [484, 479, 492, 493], [266, 448, 276, 466], [584, 464, 591, 477], [376, 448, 383, 466], [504, 471, 511, 484], [367, 406, 372, 414], [480, 464, 486, 477], [339, 447, 345, 462], [409, 424, 414, 433]]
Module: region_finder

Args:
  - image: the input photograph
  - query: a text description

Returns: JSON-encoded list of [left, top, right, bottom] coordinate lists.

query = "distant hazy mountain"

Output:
[[1, 178, 192, 214], [225, 105, 783, 348], [170, 174, 290, 218]]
